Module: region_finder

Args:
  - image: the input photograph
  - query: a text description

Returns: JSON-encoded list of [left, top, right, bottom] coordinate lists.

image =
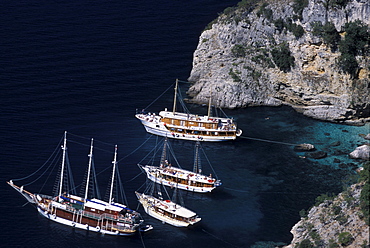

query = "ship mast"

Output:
[[160, 138, 168, 166], [193, 141, 202, 174], [172, 79, 178, 115], [58, 131, 67, 200], [207, 88, 212, 118], [108, 145, 118, 204], [84, 138, 94, 202]]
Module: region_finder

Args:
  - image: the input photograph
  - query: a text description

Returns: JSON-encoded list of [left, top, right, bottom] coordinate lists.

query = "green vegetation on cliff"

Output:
[[312, 19, 369, 79], [329, 0, 350, 8], [293, 0, 309, 20], [359, 162, 369, 225], [339, 20, 370, 78], [271, 42, 295, 72], [312, 21, 341, 50]]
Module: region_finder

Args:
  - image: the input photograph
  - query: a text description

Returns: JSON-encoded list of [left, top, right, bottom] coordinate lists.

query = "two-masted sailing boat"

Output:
[[7, 131, 151, 236], [139, 139, 221, 193], [135, 79, 242, 142]]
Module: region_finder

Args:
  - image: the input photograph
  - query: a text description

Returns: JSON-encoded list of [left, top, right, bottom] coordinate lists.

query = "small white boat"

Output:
[[135, 79, 242, 142], [135, 192, 201, 227], [8, 131, 152, 236]]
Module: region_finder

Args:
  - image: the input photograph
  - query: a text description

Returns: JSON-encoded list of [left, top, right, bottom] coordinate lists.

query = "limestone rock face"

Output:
[[187, 0, 370, 125], [349, 144, 370, 160], [284, 183, 369, 248]]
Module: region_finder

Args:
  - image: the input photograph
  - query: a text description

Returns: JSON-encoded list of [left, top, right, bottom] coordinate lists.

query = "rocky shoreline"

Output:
[[283, 130, 369, 248], [187, 0, 370, 125], [284, 182, 369, 248], [185, 1, 370, 245]]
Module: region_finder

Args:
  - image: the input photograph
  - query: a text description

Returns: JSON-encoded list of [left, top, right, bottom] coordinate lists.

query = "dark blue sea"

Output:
[[1, 1, 369, 247]]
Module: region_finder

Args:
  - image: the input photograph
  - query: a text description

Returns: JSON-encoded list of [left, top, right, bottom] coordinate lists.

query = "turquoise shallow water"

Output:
[[298, 121, 369, 169]]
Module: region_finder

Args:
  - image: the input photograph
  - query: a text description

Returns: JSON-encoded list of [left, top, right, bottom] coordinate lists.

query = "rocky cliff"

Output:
[[187, 0, 370, 125], [284, 182, 369, 248]]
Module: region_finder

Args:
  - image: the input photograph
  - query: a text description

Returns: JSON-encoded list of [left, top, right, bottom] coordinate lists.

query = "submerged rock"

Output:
[[305, 150, 327, 159], [333, 158, 341, 163], [294, 143, 315, 151], [330, 141, 341, 147]]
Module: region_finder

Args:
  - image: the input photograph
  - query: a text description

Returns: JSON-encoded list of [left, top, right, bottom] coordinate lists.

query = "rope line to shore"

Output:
[[202, 229, 239, 248], [239, 135, 299, 146], [125, 171, 144, 183], [224, 187, 330, 195], [143, 82, 175, 110], [139, 230, 147, 248]]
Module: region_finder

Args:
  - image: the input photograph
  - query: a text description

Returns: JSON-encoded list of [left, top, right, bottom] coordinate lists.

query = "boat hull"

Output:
[[37, 204, 137, 236], [8, 181, 141, 237], [37, 207, 132, 235]]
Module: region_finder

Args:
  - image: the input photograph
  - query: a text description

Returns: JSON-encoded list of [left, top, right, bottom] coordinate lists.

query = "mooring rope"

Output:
[[199, 145, 219, 180], [118, 135, 154, 163], [223, 187, 331, 195], [239, 135, 299, 146], [202, 228, 239, 248], [143, 82, 175, 110], [125, 171, 144, 183], [11, 136, 63, 182], [139, 229, 147, 248], [223, 187, 251, 193], [137, 137, 163, 165]]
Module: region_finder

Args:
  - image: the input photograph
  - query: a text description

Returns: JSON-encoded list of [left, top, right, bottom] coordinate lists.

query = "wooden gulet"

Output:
[[135, 79, 242, 142], [7, 131, 151, 236], [139, 140, 221, 193]]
